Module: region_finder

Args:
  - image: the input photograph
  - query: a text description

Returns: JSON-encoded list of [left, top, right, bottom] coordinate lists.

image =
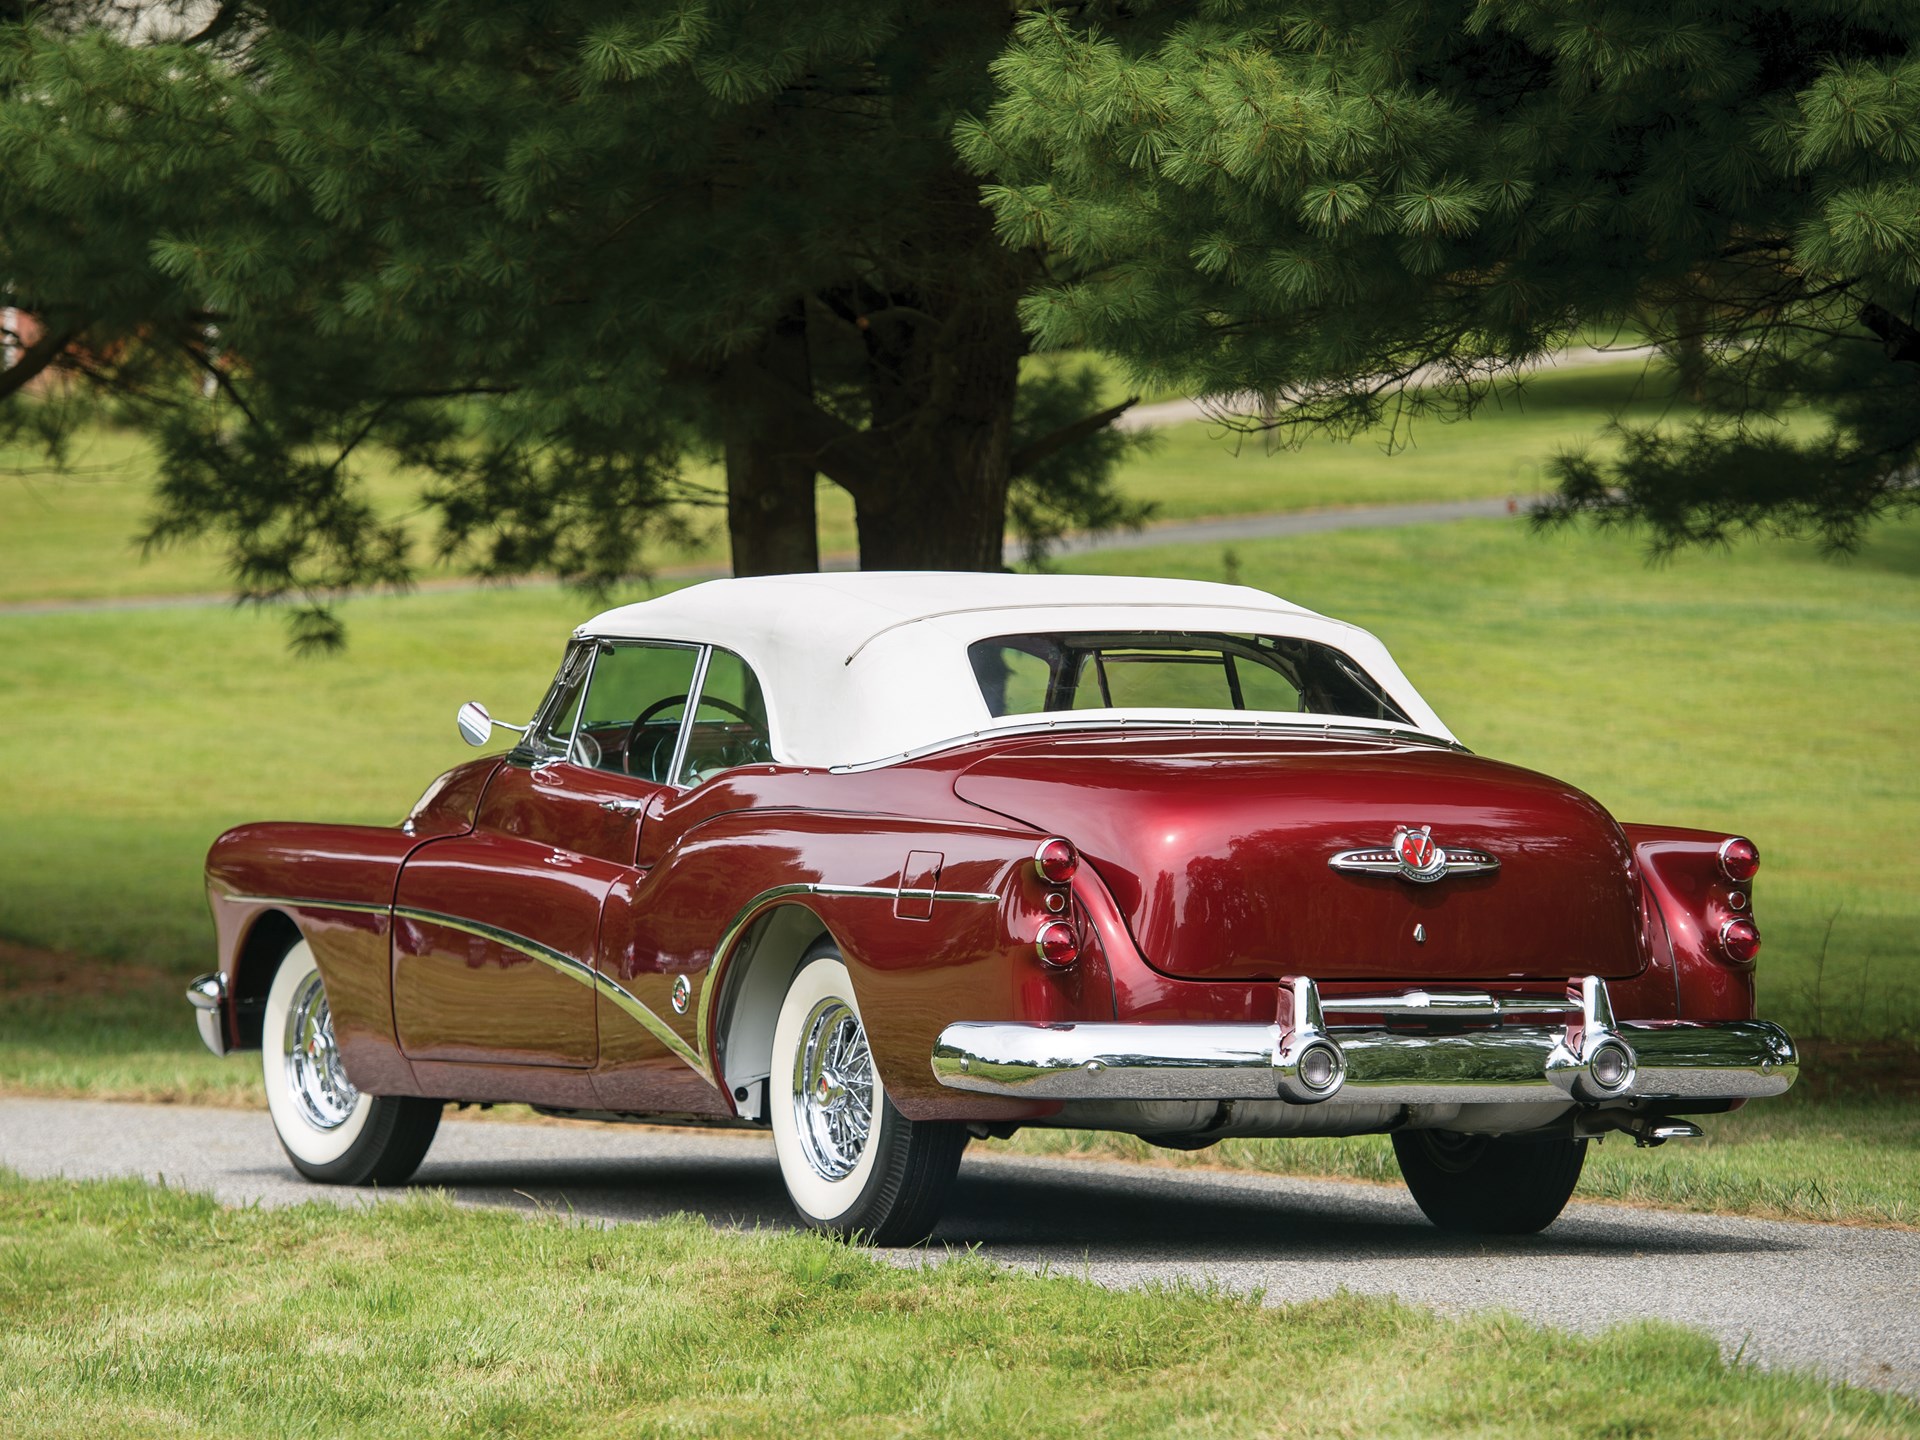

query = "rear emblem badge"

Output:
[[1329, 825, 1500, 884]]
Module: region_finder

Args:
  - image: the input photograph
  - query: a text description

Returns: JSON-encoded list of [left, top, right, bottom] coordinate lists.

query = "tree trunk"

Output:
[[724, 300, 820, 576], [851, 212, 1026, 571]]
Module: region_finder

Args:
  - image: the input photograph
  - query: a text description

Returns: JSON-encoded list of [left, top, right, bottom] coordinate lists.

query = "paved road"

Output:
[[3, 1097, 1915, 1398]]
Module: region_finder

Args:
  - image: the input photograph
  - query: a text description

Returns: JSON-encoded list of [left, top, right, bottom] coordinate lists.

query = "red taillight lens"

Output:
[[1034, 837, 1079, 885], [1036, 920, 1080, 968], [1720, 916, 1761, 963], [1719, 837, 1760, 883]]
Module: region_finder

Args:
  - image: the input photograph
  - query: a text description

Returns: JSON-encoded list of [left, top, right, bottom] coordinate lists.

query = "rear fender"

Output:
[[626, 811, 1113, 1122], [1626, 824, 1758, 1023]]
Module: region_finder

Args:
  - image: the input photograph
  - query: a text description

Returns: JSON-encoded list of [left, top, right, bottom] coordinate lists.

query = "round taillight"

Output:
[[1721, 916, 1761, 964], [1035, 920, 1080, 968], [1034, 837, 1079, 885], [1719, 837, 1760, 884]]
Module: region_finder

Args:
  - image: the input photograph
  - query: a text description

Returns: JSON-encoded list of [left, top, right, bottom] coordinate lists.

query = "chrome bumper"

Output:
[[930, 975, 1798, 1107], [186, 972, 228, 1056]]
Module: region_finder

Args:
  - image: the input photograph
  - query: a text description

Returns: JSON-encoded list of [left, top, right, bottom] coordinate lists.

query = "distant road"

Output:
[[1111, 343, 1661, 431], [3, 1096, 1915, 1398], [0, 497, 1525, 619], [3, 340, 1656, 620]]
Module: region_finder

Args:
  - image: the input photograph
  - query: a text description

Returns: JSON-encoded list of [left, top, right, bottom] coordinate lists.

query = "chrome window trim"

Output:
[[654, 639, 780, 789], [665, 643, 714, 790], [516, 638, 601, 766], [827, 715, 1466, 774], [515, 637, 706, 782]]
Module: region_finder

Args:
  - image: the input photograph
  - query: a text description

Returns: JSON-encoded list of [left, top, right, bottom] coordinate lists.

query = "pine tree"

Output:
[[0, 2, 1146, 645], [965, 1, 1920, 552]]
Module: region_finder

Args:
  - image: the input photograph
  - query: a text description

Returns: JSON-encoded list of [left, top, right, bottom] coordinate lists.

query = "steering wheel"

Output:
[[623, 693, 758, 780]]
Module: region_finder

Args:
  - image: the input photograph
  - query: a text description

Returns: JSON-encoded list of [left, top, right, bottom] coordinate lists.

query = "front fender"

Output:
[[205, 821, 423, 1095]]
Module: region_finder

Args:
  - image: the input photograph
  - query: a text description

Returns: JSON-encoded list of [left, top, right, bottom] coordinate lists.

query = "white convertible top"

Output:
[[581, 572, 1453, 768]]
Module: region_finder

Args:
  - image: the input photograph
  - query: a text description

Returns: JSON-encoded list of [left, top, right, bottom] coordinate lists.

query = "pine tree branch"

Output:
[[0, 323, 80, 403], [178, 337, 264, 431], [1008, 396, 1137, 478]]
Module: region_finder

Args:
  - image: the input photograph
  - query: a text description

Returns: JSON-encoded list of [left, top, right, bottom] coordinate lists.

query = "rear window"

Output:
[[968, 631, 1411, 725]]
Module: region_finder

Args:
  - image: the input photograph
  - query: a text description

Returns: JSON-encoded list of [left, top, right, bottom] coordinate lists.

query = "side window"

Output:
[[573, 642, 703, 781], [1233, 655, 1305, 712], [677, 649, 773, 787]]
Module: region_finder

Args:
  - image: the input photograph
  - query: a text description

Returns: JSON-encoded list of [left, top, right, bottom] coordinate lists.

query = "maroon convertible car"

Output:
[[190, 572, 1796, 1243]]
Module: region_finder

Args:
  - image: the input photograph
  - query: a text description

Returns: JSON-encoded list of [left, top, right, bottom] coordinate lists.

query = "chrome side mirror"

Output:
[[456, 701, 525, 747]]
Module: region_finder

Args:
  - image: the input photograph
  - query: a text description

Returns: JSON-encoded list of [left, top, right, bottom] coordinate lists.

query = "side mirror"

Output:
[[457, 701, 525, 748]]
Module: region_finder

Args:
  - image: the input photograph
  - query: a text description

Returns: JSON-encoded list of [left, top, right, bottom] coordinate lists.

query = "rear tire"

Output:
[[1392, 1130, 1587, 1234], [769, 946, 966, 1246], [262, 937, 441, 1186]]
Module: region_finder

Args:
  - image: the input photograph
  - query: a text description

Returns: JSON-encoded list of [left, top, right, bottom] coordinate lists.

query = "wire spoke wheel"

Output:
[[768, 949, 967, 1245], [283, 969, 359, 1131], [261, 937, 441, 1186], [792, 998, 876, 1181]]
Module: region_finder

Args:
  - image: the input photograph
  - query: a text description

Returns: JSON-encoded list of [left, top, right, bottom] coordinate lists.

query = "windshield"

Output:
[[968, 631, 1411, 725]]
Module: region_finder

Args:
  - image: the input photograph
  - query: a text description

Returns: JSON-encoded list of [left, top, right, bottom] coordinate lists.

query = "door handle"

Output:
[[599, 798, 648, 814]]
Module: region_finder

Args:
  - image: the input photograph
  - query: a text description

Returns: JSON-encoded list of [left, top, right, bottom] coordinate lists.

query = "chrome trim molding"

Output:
[[217, 891, 705, 1078], [931, 974, 1798, 1108], [219, 892, 393, 916], [1318, 988, 1577, 1018], [386, 905, 708, 1076], [692, 879, 1002, 1065]]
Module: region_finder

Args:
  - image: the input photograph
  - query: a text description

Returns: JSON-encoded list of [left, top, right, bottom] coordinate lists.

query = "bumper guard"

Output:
[[186, 972, 228, 1057]]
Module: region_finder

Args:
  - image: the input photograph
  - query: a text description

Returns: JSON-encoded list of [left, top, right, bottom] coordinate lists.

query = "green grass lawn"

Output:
[[2, 513, 1915, 1227], [0, 360, 1681, 602], [3, 1170, 1914, 1440]]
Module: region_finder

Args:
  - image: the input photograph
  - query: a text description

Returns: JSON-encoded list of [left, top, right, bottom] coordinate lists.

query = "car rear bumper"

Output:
[[930, 974, 1798, 1108]]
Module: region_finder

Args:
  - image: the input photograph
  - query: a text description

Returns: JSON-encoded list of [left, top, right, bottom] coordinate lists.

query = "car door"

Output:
[[391, 640, 703, 1068], [592, 645, 777, 1114]]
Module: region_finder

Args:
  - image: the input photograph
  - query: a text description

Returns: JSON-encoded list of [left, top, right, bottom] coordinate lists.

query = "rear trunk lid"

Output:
[[954, 732, 1642, 982]]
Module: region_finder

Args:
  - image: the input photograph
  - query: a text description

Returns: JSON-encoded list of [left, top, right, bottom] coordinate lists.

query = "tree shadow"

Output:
[[404, 1144, 1789, 1262]]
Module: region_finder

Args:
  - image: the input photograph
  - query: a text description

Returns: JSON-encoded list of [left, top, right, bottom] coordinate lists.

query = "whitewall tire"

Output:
[[262, 937, 440, 1185], [769, 948, 966, 1245]]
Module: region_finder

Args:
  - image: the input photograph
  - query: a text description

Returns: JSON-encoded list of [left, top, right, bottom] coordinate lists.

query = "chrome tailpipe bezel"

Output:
[[1545, 974, 1638, 1101], [1273, 976, 1347, 1104]]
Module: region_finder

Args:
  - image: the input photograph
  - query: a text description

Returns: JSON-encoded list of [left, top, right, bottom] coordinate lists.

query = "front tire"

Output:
[[1392, 1130, 1587, 1234], [262, 938, 441, 1186], [768, 947, 966, 1245]]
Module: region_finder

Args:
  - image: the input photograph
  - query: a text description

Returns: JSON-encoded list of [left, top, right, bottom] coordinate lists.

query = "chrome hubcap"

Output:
[[791, 998, 874, 1181], [283, 971, 357, 1131]]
